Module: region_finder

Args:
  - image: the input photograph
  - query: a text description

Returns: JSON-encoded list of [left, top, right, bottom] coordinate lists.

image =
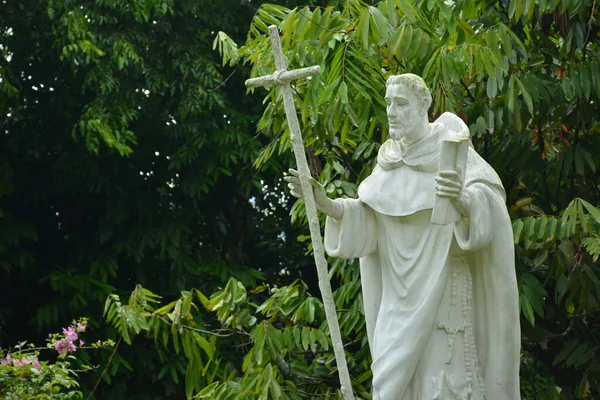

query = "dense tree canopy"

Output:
[[1, 0, 600, 399], [0, 0, 317, 397]]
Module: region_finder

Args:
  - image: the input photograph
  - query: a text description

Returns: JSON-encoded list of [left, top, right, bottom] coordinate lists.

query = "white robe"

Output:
[[324, 114, 520, 400]]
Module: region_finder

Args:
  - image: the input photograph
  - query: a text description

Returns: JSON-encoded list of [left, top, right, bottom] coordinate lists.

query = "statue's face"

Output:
[[385, 84, 423, 142]]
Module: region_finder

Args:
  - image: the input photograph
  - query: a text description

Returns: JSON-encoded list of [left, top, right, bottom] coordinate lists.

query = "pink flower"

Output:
[[76, 323, 86, 332], [62, 327, 78, 342], [20, 357, 29, 366], [79, 340, 85, 347], [32, 360, 41, 370], [55, 339, 68, 355], [12, 358, 22, 367], [1, 358, 7, 365], [54, 338, 76, 355]]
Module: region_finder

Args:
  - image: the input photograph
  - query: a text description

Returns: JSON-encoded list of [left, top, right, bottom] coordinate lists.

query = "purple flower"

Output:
[[79, 340, 85, 347], [12, 358, 21, 367], [20, 357, 29, 366], [55, 339, 69, 355], [63, 327, 78, 342], [76, 323, 86, 332], [32, 360, 41, 370], [54, 338, 76, 355], [1, 358, 7, 365]]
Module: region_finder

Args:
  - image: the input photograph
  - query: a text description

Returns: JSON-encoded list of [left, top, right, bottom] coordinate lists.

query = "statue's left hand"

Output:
[[435, 170, 472, 216]]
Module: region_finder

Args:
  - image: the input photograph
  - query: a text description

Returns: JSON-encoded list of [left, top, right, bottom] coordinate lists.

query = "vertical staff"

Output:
[[245, 25, 355, 400]]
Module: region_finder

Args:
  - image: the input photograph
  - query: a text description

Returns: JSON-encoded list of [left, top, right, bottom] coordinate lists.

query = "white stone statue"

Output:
[[285, 74, 520, 400]]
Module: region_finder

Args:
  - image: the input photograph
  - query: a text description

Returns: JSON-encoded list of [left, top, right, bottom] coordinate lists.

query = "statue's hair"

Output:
[[386, 73, 432, 112]]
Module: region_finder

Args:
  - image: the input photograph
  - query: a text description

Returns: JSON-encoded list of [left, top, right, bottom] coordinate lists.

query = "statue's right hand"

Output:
[[283, 169, 343, 220], [284, 169, 326, 202]]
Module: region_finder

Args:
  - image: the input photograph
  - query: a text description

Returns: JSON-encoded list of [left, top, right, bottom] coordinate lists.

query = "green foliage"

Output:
[[0, 360, 82, 400], [104, 286, 160, 344], [514, 198, 600, 397], [0, 318, 112, 399], [0, 0, 312, 398], [105, 264, 371, 399]]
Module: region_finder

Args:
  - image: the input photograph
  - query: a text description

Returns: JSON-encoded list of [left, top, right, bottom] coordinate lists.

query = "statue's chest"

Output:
[[358, 166, 438, 217]]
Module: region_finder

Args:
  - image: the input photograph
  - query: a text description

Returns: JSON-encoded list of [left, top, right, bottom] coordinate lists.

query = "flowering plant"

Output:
[[0, 318, 114, 399]]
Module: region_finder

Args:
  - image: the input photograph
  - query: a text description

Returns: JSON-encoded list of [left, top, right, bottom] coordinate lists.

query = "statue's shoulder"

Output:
[[432, 113, 504, 191], [433, 112, 470, 140]]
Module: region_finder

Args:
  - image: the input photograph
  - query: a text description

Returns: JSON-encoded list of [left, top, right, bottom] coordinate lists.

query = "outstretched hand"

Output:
[[284, 169, 325, 199], [283, 169, 343, 220]]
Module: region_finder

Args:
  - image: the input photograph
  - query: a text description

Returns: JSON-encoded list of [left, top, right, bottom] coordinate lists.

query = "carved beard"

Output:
[[389, 110, 423, 142], [389, 122, 410, 140]]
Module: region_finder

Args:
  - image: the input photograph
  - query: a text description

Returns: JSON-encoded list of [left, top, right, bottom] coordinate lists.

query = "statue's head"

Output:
[[385, 74, 432, 142]]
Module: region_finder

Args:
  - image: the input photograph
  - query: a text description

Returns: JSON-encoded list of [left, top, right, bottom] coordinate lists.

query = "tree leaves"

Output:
[[1, 0, 311, 398], [520, 273, 547, 326], [104, 273, 364, 399], [213, 32, 239, 66]]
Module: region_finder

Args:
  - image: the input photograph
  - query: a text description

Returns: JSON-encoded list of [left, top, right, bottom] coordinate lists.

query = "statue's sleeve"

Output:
[[324, 198, 378, 259], [454, 182, 506, 251]]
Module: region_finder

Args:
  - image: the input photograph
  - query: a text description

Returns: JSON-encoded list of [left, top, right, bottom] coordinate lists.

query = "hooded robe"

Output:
[[324, 113, 520, 400]]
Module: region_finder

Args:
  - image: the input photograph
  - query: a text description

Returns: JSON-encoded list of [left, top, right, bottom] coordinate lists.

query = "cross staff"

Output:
[[245, 25, 355, 400]]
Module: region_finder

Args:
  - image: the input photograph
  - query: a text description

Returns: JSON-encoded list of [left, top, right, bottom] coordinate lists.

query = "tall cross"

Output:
[[245, 25, 355, 400]]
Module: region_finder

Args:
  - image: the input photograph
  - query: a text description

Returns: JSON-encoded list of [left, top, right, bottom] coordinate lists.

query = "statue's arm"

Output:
[[453, 181, 506, 251], [435, 155, 508, 249], [284, 169, 377, 258], [325, 198, 378, 259]]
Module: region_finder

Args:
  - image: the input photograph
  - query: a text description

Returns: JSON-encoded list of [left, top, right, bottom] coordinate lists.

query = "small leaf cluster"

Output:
[[105, 265, 372, 399], [0, 359, 81, 400], [0, 318, 110, 399], [513, 198, 600, 397]]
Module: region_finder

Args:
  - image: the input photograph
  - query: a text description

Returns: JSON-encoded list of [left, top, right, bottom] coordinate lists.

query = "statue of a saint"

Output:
[[285, 74, 520, 399]]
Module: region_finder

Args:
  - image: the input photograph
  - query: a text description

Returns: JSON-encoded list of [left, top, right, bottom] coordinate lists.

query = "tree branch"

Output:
[[155, 315, 242, 337], [86, 337, 121, 400]]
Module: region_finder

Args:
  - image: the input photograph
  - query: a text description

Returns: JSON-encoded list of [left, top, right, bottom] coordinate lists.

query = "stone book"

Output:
[[431, 137, 470, 225]]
